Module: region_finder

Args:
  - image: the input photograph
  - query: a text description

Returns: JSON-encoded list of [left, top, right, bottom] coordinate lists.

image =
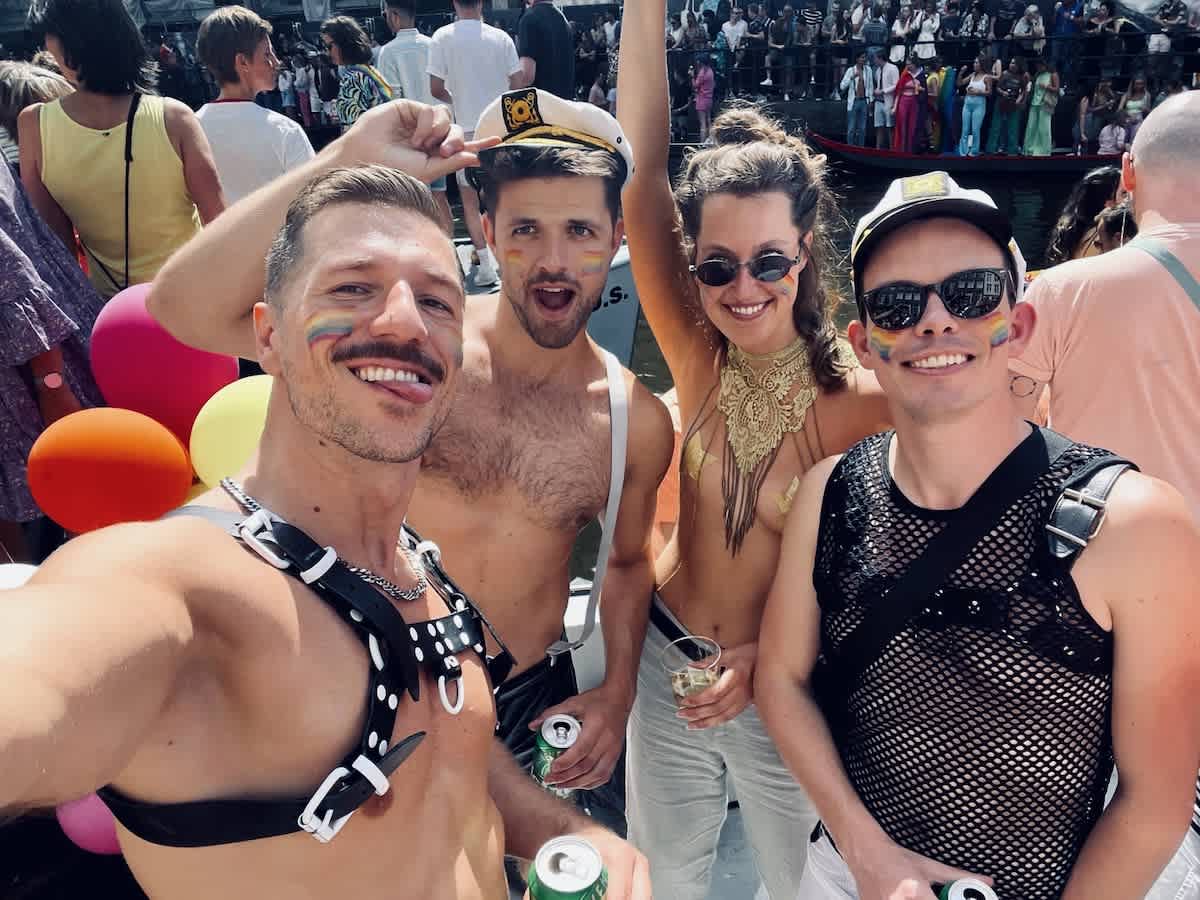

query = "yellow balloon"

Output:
[[184, 481, 211, 503], [189, 375, 272, 488]]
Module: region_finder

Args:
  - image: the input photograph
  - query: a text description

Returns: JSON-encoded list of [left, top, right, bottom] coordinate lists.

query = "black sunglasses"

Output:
[[858, 267, 1010, 331], [689, 251, 803, 288]]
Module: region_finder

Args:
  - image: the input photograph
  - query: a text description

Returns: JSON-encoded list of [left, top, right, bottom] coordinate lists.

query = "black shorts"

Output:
[[495, 654, 579, 770]]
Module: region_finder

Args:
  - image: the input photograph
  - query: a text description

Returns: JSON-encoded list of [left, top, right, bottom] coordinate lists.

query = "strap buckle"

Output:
[[1064, 486, 1109, 541], [1046, 487, 1110, 551], [239, 509, 291, 570], [297, 755, 392, 843], [1062, 487, 1109, 512], [297, 766, 353, 843]]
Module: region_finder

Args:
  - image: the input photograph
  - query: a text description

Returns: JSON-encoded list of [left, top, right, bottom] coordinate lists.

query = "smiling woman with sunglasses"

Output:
[[616, 0, 891, 894]]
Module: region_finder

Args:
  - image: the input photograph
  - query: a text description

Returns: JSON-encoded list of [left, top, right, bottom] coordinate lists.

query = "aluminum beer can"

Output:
[[525, 836, 608, 900], [532, 714, 581, 800], [939, 878, 999, 900]]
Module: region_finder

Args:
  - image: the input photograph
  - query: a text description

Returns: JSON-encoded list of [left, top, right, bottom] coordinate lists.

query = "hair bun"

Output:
[[709, 103, 789, 147]]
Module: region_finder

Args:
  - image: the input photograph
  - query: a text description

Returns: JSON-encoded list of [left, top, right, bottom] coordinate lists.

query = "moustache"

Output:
[[331, 340, 446, 384], [527, 270, 582, 292]]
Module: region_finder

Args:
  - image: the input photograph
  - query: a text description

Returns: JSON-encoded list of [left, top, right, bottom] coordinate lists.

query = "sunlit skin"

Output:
[[231, 36, 280, 96], [848, 218, 1035, 427], [693, 191, 812, 355], [258, 203, 466, 464], [481, 176, 624, 350]]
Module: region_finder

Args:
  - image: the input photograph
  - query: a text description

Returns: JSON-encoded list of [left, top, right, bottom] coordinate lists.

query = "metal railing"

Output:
[[650, 28, 1198, 105]]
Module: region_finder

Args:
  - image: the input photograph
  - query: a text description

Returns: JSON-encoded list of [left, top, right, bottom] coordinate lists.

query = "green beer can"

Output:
[[532, 714, 581, 800], [525, 836, 608, 900], [939, 878, 998, 900]]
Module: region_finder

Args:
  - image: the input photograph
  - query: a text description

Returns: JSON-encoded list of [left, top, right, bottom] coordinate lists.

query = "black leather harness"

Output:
[[98, 504, 514, 847]]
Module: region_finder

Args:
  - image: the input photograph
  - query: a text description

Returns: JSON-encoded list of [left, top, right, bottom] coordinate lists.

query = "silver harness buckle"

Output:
[[1046, 488, 1109, 549]]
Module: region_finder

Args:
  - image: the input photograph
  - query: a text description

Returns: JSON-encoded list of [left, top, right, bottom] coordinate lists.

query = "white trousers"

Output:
[[1146, 829, 1200, 900], [626, 599, 818, 900]]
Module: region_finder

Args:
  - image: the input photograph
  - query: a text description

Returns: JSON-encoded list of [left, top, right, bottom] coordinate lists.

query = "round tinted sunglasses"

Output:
[[689, 251, 803, 288], [857, 267, 1011, 331]]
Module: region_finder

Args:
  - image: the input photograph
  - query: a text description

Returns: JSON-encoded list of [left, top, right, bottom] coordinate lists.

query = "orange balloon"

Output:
[[28, 409, 193, 533]]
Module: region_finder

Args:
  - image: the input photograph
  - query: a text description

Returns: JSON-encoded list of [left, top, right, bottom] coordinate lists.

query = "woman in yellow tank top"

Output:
[[19, 0, 224, 299]]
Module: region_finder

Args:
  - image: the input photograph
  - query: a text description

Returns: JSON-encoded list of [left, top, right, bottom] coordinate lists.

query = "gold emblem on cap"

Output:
[[502, 90, 542, 133], [899, 172, 951, 200]]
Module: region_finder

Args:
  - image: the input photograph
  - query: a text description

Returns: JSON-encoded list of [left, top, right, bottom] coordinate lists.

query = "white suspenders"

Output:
[[546, 350, 629, 658]]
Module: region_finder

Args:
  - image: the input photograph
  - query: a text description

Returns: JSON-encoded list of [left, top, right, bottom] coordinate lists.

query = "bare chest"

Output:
[[422, 367, 613, 532]]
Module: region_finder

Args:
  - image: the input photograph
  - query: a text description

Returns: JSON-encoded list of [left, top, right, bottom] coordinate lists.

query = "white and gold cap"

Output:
[[473, 88, 635, 188], [850, 171, 1028, 299]]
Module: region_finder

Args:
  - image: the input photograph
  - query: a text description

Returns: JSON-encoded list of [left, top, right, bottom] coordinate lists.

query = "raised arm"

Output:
[[0, 527, 197, 812], [148, 101, 486, 359], [617, 0, 718, 402], [755, 458, 987, 899]]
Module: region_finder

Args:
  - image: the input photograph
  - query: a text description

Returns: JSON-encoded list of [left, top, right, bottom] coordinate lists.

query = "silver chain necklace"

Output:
[[220, 478, 429, 603]]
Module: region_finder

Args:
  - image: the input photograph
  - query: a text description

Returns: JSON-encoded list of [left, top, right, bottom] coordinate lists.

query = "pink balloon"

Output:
[[89, 283, 239, 446], [56, 793, 122, 855]]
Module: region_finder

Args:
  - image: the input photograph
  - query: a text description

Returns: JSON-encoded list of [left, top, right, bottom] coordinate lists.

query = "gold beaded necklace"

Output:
[[716, 335, 817, 553]]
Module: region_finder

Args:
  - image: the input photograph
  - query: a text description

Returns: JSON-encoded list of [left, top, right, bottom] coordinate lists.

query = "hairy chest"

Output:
[[422, 367, 612, 532]]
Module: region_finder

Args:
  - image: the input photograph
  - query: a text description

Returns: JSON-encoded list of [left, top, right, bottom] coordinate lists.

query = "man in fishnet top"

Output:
[[755, 171, 1200, 900]]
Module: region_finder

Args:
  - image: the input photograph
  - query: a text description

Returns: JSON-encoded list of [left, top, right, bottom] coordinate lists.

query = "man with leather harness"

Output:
[[151, 90, 676, 835], [0, 103, 649, 899], [754, 172, 1200, 900]]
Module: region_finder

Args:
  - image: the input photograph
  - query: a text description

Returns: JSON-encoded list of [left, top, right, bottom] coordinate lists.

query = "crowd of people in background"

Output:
[[2, 0, 1194, 155]]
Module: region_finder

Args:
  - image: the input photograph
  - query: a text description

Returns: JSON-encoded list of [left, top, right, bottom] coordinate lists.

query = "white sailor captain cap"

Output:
[[850, 171, 1028, 300], [473, 88, 635, 189]]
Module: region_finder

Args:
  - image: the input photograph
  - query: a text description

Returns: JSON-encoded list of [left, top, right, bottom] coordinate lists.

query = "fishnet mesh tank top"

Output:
[[813, 431, 1116, 900]]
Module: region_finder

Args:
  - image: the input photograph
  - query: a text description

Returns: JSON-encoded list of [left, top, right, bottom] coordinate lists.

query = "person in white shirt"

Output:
[[722, 5, 749, 48], [873, 49, 900, 148], [913, 0, 941, 58], [277, 61, 297, 119], [195, 6, 314, 205], [378, 0, 452, 231], [840, 50, 876, 145], [1097, 112, 1128, 154], [851, 0, 873, 34], [428, 0, 523, 286]]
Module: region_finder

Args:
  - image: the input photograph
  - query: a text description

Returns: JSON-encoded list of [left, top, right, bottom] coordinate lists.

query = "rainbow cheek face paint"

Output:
[[504, 249, 526, 270], [867, 326, 901, 362], [305, 311, 355, 347], [581, 250, 608, 276], [774, 271, 797, 298], [982, 309, 1010, 347]]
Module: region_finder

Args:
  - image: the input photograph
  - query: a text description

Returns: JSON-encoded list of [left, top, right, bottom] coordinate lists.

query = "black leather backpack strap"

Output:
[[1046, 454, 1137, 570]]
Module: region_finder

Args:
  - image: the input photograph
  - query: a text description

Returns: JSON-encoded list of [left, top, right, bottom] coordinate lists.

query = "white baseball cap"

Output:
[[850, 171, 1028, 300], [473, 88, 635, 188]]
